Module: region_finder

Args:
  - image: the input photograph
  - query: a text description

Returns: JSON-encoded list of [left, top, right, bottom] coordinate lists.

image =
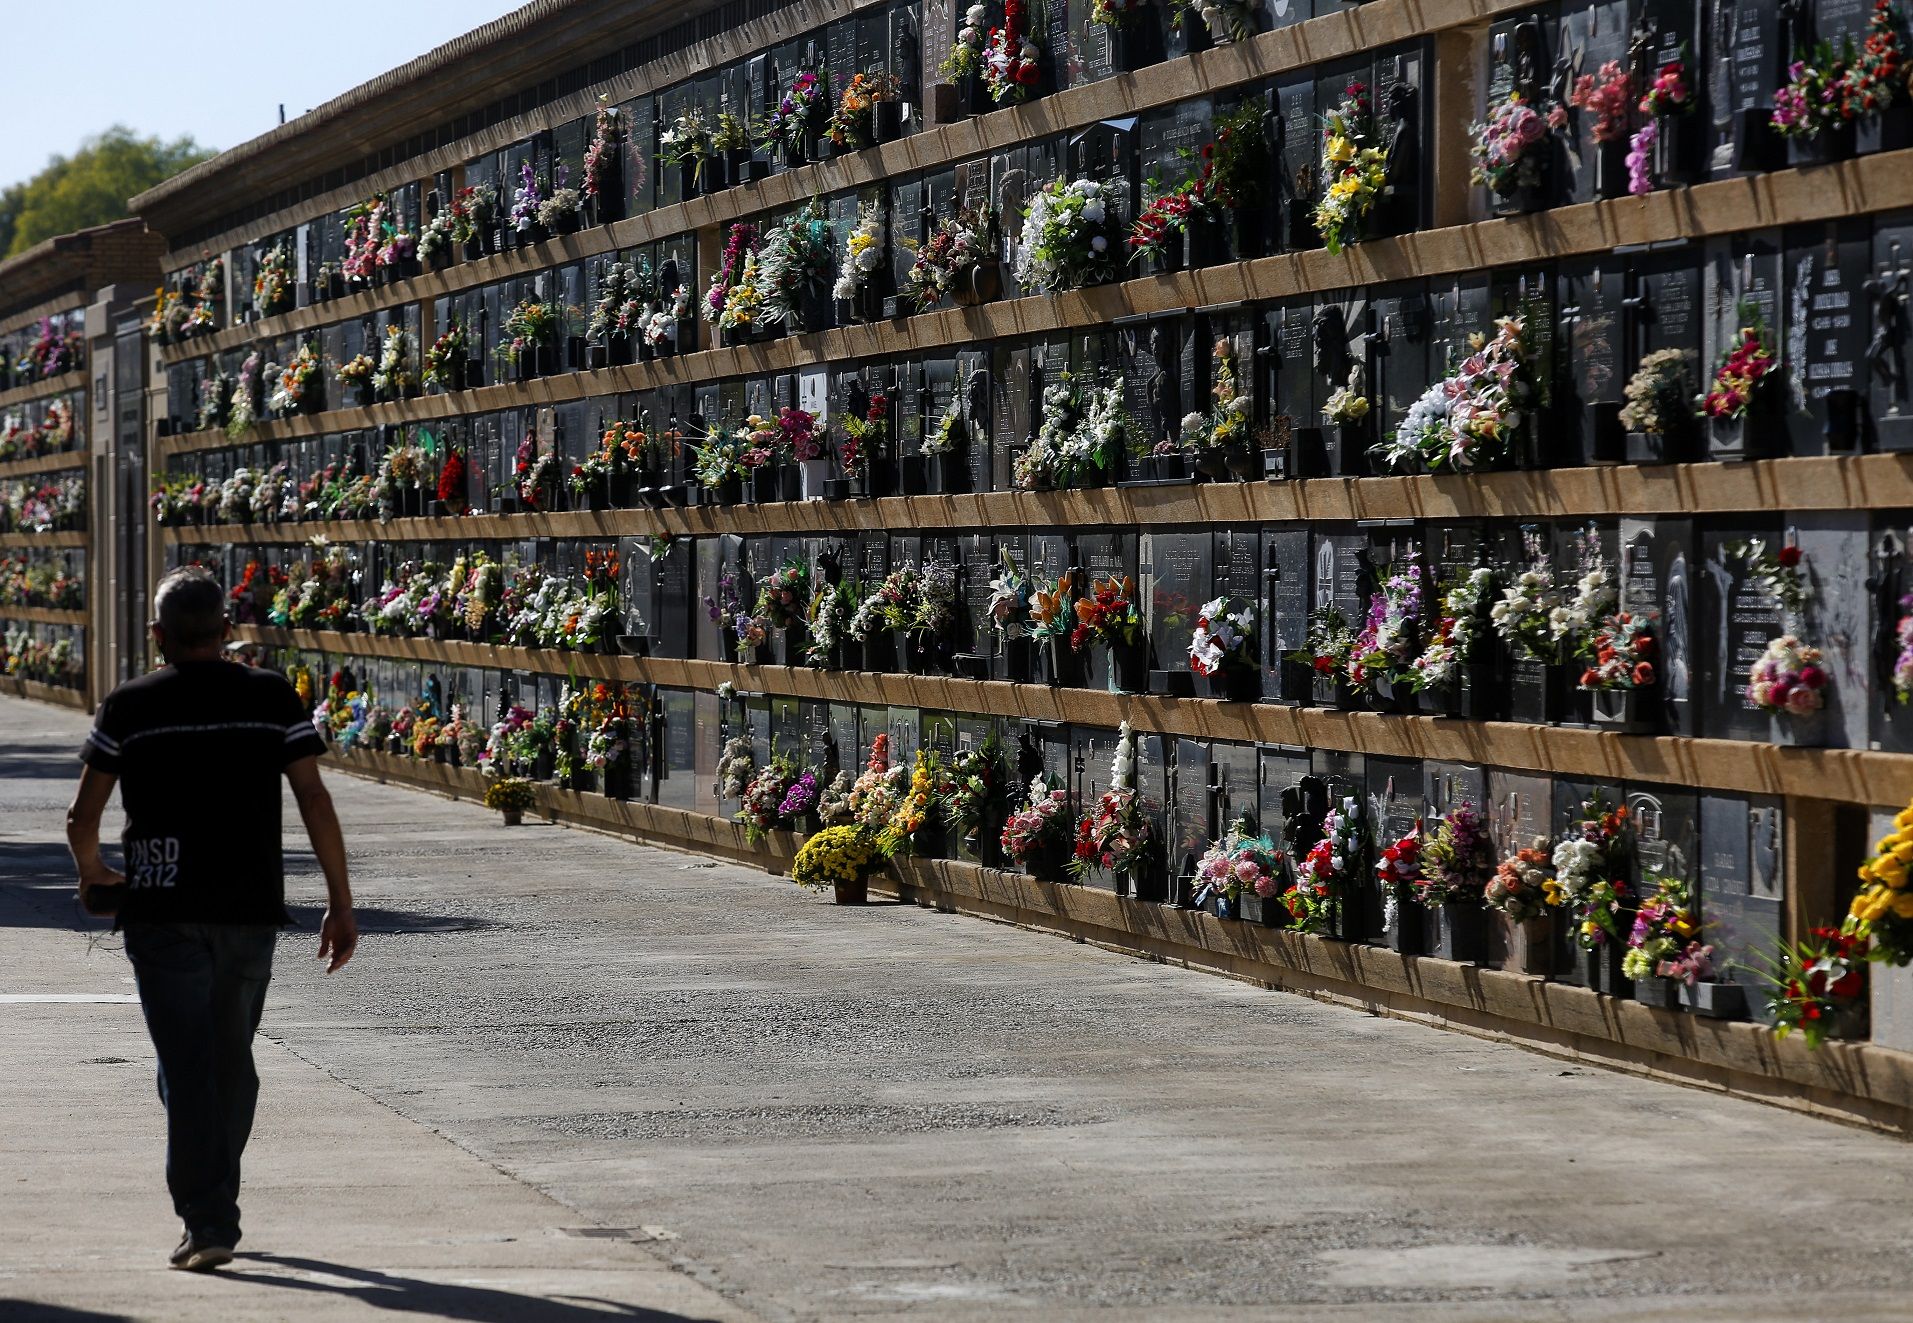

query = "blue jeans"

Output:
[[124, 922, 277, 1245]]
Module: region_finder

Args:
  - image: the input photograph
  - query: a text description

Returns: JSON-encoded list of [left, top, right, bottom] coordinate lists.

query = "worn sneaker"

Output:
[[168, 1234, 234, 1272]]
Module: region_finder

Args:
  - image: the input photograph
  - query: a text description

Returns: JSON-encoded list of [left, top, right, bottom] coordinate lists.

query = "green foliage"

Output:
[[2, 127, 215, 257]]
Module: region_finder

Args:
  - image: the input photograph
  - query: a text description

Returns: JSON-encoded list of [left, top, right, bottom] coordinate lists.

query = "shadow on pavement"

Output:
[[0, 871, 493, 939], [0, 748, 83, 781], [0, 1303, 133, 1323], [229, 1255, 726, 1322]]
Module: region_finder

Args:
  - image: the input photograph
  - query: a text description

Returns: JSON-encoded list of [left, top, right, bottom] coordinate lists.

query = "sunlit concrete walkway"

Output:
[[2, 693, 1908, 1323]]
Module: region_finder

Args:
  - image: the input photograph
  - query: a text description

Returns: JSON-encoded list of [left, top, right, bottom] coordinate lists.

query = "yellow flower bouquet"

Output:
[[1844, 802, 1913, 965], [792, 824, 883, 901]]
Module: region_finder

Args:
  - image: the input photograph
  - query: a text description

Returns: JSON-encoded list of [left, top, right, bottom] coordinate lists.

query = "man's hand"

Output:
[[318, 905, 358, 973], [77, 863, 126, 916]]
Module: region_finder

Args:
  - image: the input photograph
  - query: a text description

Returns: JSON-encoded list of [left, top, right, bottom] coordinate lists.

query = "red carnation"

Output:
[[1777, 545, 1802, 568]]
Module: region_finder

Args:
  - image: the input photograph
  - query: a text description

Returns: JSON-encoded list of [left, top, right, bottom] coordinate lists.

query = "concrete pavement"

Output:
[[3, 693, 1911, 1322]]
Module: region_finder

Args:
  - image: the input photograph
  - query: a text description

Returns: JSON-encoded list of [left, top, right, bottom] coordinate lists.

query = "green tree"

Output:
[[3, 127, 215, 257]]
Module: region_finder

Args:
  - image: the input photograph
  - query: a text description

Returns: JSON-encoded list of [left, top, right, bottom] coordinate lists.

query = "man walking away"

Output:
[[65, 566, 358, 1271]]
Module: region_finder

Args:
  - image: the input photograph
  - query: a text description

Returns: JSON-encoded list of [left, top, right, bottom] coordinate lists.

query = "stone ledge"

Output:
[[249, 623, 1913, 803], [158, 450, 1913, 534]]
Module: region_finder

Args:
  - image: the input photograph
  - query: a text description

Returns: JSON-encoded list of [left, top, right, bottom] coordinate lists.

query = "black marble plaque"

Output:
[[992, 342, 1031, 488], [1628, 781, 1700, 887], [1074, 530, 1139, 689], [1145, 531, 1212, 671], [1697, 523, 1783, 742], [957, 350, 992, 492], [1063, 116, 1132, 232], [1423, 761, 1488, 824], [1699, 790, 1785, 1017], [1619, 518, 1698, 736], [1795, 513, 1872, 750], [1558, 256, 1627, 464], [1704, 231, 1790, 447], [1172, 738, 1215, 881], [1263, 526, 1312, 700], [1487, 770, 1553, 858], [1275, 75, 1318, 243], [1868, 215, 1913, 448], [1554, 0, 1630, 202], [1138, 98, 1211, 218], [1369, 282, 1432, 445], [1200, 741, 1250, 841], [1786, 221, 1872, 454], [959, 533, 997, 661], [829, 704, 862, 777], [887, 705, 920, 770]]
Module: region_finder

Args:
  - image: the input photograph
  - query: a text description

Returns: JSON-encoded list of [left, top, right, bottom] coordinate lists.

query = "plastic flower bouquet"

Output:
[[941, 4, 988, 82], [1417, 803, 1495, 907], [736, 758, 798, 842], [1373, 826, 1424, 928], [1321, 368, 1370, 427], [1411, 567, 1495, 692], [1892, 595, 1913, 704], [1027, 571, 1076, 645], [1624, 873, 1707, 982], [757, 71, 825, 156], [792, 824, 882, 890], [754, 561, 811, 632], [982, 0, 1042, 105], [1028, 371, 1116, 479], [706, 222, 759, 327], [1468, 90, 1557, 198], [878, 750, 948, 856], [1701, 307, 1778, 421], [1195, 819, 1285, 907], [849, 734, 908, 832], [1014, 178, 1116, 292], [1313, 82, 1386, 255], [942, 733, 1011, 843], [1844, 798, 1913, 966], [715, 734, 755, 800], [1290, 795, 1365, 933], [1579, 609, 1657, 691], [1188, 596, 1256, 677], [834, 202, 888, 303], [1490, 535, 1564, 663], [1746, 634, 1829, 716], [1069, 724, 1156, 884], [756, 203, 835, 331], [1767, 927, 1868, 1047], [1070, 574, 1144, 655], [1550, 793, 1632, 950], [903, 208, 992, 309], [1289, 604, 1357, 685], [1386, 318, 1535, 472], [1568, 60, 1636, 144], [1002, 774, 1074, 874], [1618, 348, 1694, 435], [1486, 841, 1552, 921], [1347, 552, 1423, 696]]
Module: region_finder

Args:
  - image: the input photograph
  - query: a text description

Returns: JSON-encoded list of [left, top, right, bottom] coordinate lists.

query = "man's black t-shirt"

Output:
[[80, 660, 328, 925]]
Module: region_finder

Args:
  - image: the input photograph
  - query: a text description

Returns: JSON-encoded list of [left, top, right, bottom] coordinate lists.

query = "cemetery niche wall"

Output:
[[0, 218, 165, 710], [124, 0, 1913, 1126]]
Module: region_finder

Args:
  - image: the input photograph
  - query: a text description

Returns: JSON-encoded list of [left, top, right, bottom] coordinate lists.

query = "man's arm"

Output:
[[66, 764, 123, 911], [285, 756, 356, 972]]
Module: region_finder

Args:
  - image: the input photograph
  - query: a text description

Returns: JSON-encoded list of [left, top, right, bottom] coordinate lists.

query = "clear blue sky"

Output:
[[1, 0, 529, 189]]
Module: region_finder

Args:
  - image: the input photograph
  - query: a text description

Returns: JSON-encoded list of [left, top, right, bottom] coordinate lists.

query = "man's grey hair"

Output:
[[154, 567, 228, 649]]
